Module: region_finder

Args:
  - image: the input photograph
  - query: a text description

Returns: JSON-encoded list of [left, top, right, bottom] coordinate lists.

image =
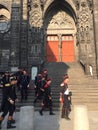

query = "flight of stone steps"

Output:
[[38, 62, 98, 111], [33, 62, 98, 111], [1, 61, 98, 111], [67, 62, 98, 111]]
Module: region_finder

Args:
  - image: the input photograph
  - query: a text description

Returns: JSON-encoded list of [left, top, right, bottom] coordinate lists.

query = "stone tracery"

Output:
[[48, 10, 75, 29]]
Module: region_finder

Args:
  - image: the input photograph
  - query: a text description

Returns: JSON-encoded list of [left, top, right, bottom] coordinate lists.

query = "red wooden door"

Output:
[[46, 35, 74, 62], [46, 36, 59, 62], [62, 35, 74, 62]]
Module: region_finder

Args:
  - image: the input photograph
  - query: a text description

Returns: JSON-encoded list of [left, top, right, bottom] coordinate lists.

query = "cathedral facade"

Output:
[[0, 0, 98, 77]]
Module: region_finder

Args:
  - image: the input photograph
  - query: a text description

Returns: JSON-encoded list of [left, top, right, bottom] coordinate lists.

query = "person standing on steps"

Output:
[[39, 78, 55, 116], [33, 76, 47, 105], [42, 69, 48, 80], [0, 71, 16, 129], [34, 73, 42, 97], [15, 67, 23, 92], [9, 74, 19, 124], [60, 74, 72, 120], [20, 70, 30, 102]]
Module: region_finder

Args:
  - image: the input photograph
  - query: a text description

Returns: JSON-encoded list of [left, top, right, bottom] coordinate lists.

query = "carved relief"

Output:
[[74, 0, 80, 10], [28, 0, 44, 59], [48, 11, 75, 29], [29, 0, 43, 28], [79, 11, 89, 23], [77, 0, 92, 43], [87, 0, 93, 11], [29, 11, 43, 27]]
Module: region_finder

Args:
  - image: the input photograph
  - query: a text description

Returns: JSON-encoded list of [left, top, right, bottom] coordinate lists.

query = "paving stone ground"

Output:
[[0, 109, 98, 130]]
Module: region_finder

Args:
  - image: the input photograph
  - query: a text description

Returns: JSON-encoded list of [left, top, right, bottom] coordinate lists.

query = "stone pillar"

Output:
[[74, 105, 90, 130], [10, 0, 21, 69], [76, 0, 97, 78], [20, 0, 28, 69], [28, 0, 43, 68], [58, 34, 62, 62], [18, 106, 34, 130], [93, 1, 98, 77]]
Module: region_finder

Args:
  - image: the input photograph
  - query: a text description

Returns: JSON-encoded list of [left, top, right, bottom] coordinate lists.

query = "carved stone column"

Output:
[[28, 0, 44, 69], [93, 0, 98, 77], [76, 0, 97, 77], [58, 34, 62, 62]]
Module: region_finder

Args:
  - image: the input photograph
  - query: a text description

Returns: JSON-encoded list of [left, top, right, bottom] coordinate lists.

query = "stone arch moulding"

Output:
[[0, 5, 11, 33], [43, 0, 77, 31], [0, 1, 11, 12], [0, 4, 11, 20], [44, 0, 77, 23]]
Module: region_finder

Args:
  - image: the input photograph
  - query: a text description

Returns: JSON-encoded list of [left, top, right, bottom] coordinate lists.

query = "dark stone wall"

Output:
[[10, 1, 21, 70], [0, 0, 98, 77]]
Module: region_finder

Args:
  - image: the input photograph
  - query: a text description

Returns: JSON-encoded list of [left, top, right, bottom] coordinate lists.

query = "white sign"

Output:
[[11, 67, 18, 72], [31, 67, 38, 80]]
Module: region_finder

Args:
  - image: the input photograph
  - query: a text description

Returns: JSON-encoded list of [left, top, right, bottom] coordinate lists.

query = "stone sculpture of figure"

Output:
[[80, 26, 85, 41], [85, 26, 90, 41]]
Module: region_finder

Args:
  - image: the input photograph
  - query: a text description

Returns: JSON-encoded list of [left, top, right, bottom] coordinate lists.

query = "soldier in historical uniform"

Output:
[[60, 74, 72, 120], [15, 67, 23, 91], [33, 75, 46, 105], [39, 78, 55, 115], [20, 70, 30, 102], [42, 69, 48, 80], [10, 74, 18, 123], [0, 71, 16, 129], [34, 73, 42, 97]]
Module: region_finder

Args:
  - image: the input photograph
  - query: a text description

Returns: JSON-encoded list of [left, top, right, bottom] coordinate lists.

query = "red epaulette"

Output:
[[44, 83, 49, 88]]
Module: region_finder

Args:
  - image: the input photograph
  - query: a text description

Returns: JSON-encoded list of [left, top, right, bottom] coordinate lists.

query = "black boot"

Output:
[[65, 116, 71, 120], [61, 106, 65, 118], [0, 121, 2, 129], [49, 112, 55, 115], [65, 110, 71, 120], [7, 121, 16, 129], [49, 107, 55, 115], [39, 110, 43, 116], [10, 119, 16, 124], [61, 114, 65, 118]]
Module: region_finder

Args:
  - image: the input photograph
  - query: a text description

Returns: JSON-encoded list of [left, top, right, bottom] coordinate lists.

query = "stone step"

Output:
[[43, 62, 98, 111], [0, 62, 98, 111]]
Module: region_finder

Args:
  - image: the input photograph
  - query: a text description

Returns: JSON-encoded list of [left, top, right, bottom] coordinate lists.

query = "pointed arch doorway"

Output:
[[46, 10, 76, 62]]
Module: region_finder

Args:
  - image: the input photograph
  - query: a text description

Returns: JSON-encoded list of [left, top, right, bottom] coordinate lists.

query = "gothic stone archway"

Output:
[[45, 10, 76, 62]]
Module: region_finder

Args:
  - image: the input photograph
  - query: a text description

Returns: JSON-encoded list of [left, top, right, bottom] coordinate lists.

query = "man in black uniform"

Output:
[[33, 76, 46, 104], [0, 71, 16, 129], [10, 74, 18, 123], [34, 73, 42, 96], [15, 67, 23, 91], [39, 79, 55, 115], [20, 70, 30, 102]]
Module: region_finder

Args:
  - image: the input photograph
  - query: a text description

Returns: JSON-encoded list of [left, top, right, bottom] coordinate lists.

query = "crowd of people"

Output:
[[0, 67, 30, 129], [0, 67, 72, 129], [33, 70, 72, 119]]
